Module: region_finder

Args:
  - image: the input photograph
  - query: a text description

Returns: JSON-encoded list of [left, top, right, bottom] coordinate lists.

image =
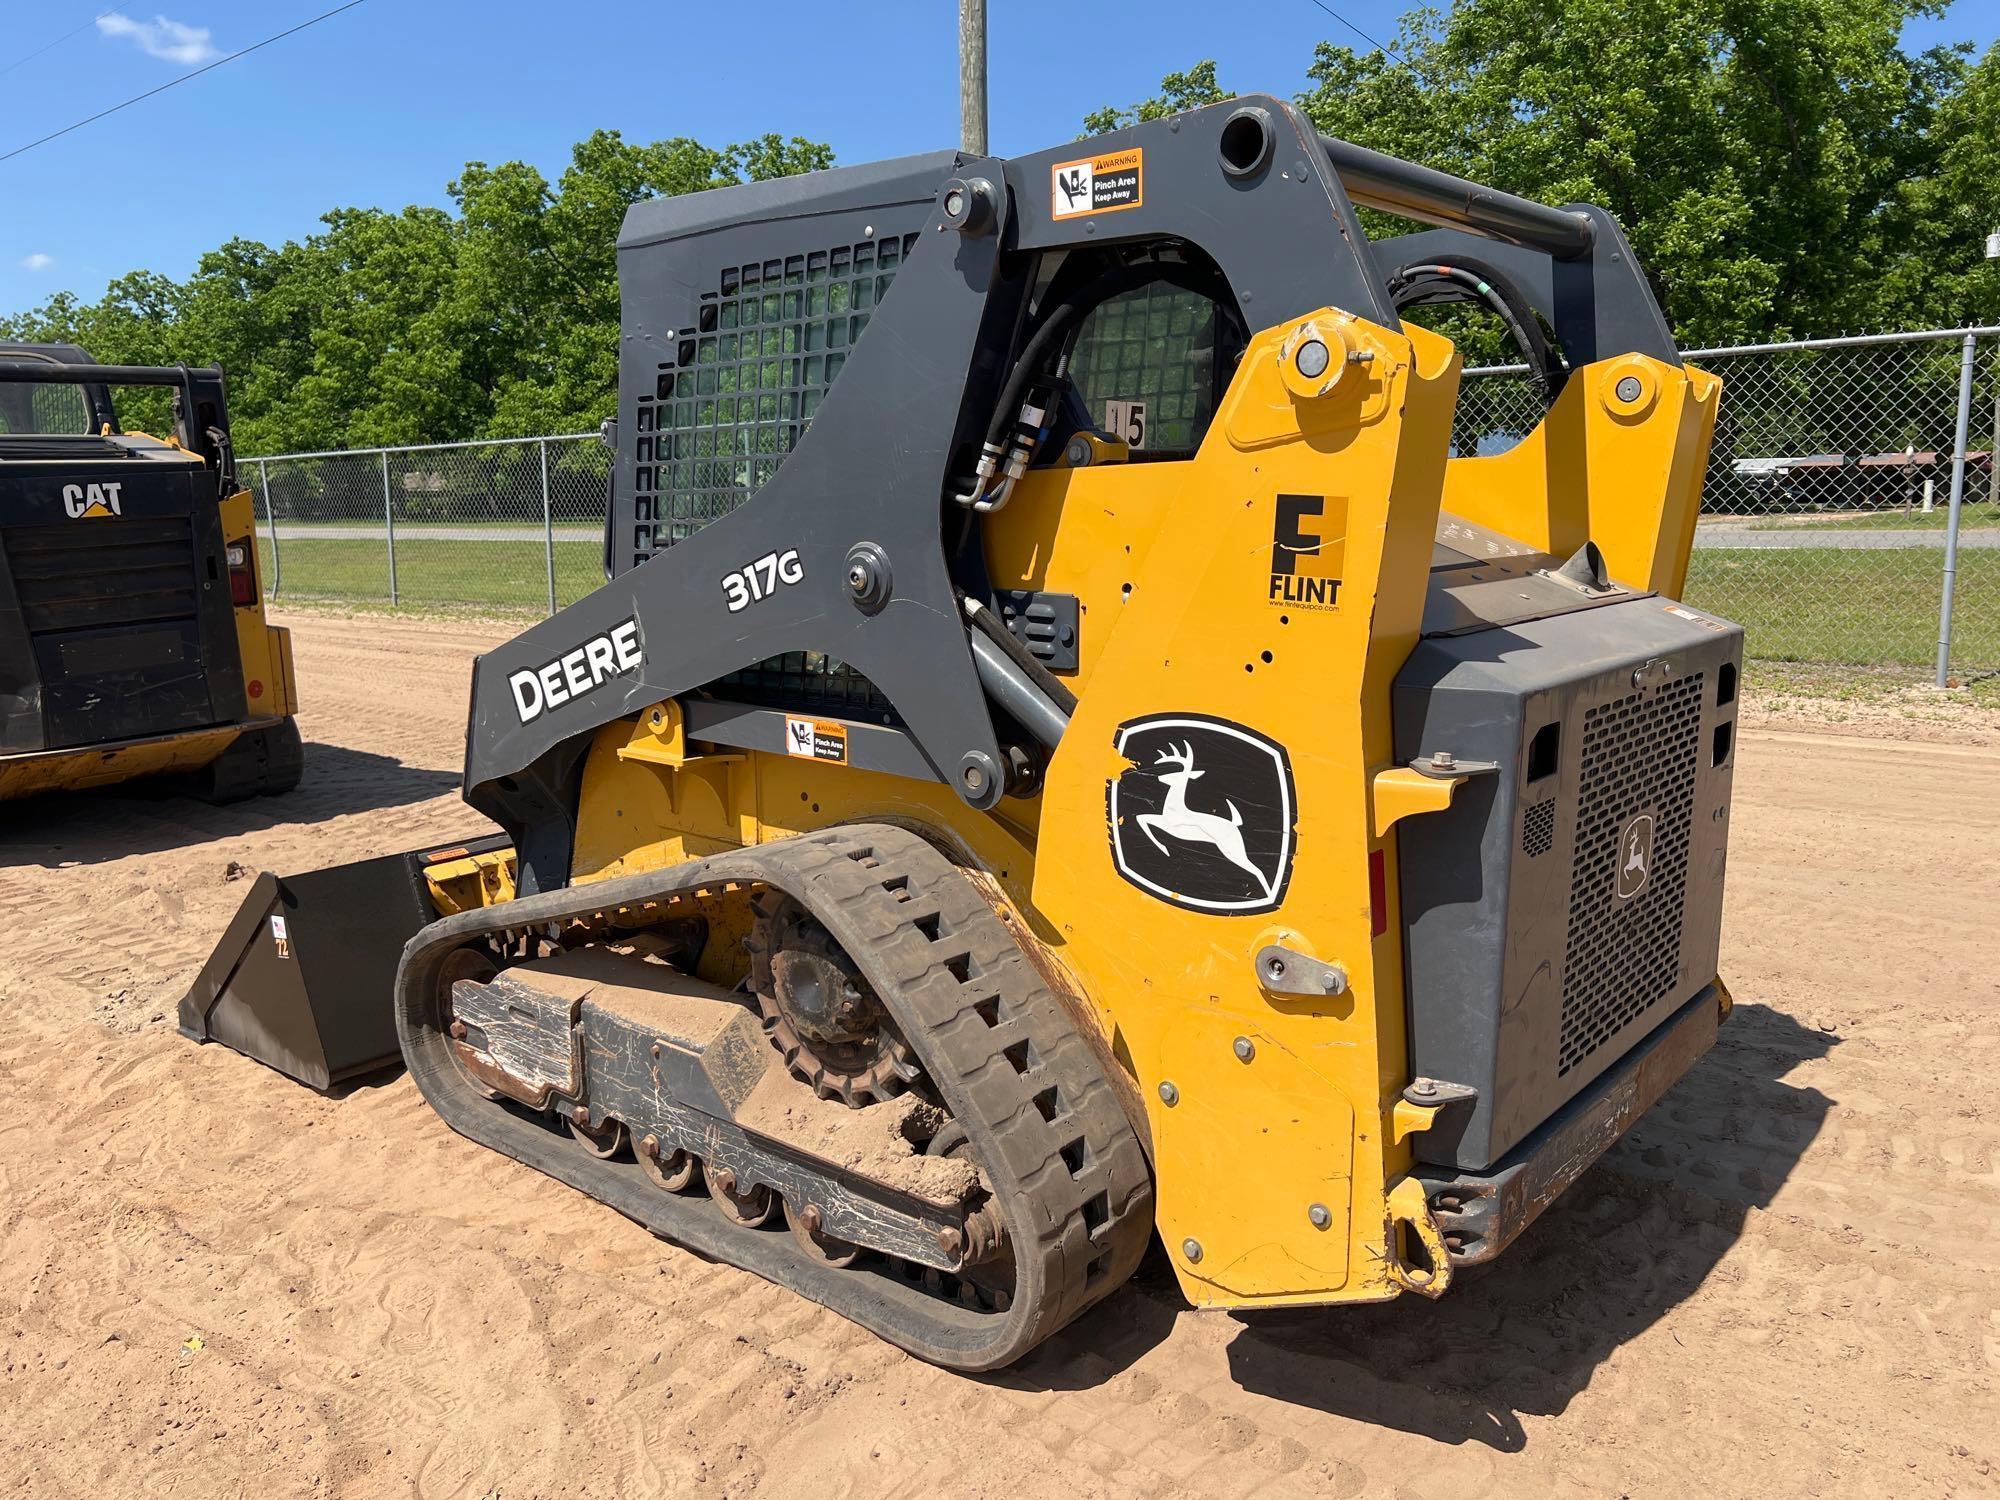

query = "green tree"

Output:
[[1886, 41, 2000, 328], [0, 128, 836, 453], [1082, 61, 1231, 136], [1091, 2, 1987, 345]]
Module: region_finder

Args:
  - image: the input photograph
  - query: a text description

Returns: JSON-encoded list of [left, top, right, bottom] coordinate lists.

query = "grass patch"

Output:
[[272, 519, 601, 535], [261, 536, 606, 611], [1745, 499, 2000, 531], [255, 537, 1999, 684], [1682, 546, 1997, 671], [1744, 659, 2000, 706]]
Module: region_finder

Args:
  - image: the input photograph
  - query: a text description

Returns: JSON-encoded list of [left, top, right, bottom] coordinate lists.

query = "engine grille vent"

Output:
[[1558, 673, 1705, 1074], [1521, 798, 1555, 858], [6, 515, 197, 634], [4, 514, 213, 747]]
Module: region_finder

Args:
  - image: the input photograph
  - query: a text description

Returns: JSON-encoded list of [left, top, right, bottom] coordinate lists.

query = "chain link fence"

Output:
[[246, 327, 1999, 684], [1457, 326, 1998, 684], [250, 434, 608, 614]]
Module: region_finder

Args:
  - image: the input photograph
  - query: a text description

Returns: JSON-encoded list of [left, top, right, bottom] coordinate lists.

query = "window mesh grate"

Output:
[[630, 232, 920, 565], [628, 232, 919, 716], [1067, 283, 1216, 454], [1557, 675, 1705, 1075]]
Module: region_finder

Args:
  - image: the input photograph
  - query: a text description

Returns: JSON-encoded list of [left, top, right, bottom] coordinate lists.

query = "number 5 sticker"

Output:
[[1104, 399, 1147, 450]]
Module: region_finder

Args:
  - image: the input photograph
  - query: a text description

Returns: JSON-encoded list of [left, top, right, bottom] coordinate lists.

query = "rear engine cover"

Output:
[[1393, 595, 1742, 1171]]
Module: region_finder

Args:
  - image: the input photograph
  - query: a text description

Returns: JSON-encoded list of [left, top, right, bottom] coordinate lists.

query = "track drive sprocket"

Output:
[[747, 889, 922, 1105]]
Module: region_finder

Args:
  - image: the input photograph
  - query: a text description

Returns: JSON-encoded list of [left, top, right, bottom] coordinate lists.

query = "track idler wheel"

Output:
[[437, 947, 503, 1101]]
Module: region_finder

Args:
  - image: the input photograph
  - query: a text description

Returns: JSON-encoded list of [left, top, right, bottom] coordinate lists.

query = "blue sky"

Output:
[[2, 0, 1995, 317]]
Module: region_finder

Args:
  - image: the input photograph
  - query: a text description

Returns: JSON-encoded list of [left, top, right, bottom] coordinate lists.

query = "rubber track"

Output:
[[394, 824, 1154, 1371]]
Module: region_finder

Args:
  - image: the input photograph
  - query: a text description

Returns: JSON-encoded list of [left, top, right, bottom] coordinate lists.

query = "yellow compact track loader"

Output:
[[0, 345, 300, 802], [184, 99, 1738, 1370]]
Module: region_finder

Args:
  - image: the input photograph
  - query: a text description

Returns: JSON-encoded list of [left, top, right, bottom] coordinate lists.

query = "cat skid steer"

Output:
[[0, 345, 300, 802], [182, 99, 1739, 1369]]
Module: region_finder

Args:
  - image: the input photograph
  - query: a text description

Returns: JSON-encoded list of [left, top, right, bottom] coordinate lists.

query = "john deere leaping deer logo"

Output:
[[1135, 741, 1276, 903], [1107, 715, 1295, 914], [1616, 811, 1656, 901]]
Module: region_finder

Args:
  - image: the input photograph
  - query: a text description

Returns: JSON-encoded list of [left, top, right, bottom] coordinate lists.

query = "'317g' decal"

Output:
[[721, 548, 803, 613]]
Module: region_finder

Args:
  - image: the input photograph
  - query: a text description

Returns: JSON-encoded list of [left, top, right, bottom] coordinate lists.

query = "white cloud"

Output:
[[96, 12, 221, 66], [20, 253, 54, 272]]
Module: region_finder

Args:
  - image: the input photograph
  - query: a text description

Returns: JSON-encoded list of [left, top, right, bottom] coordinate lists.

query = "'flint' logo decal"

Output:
[[1268, 493, 1343, 610], [1107, 714, 1296, 915], [509, 618, 642, 724]]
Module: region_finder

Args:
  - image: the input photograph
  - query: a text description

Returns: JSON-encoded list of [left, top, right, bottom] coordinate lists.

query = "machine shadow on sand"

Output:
[[1004, 1002, 1832, 1447], [1219, 1002, 1833, 1448], [0, 743, 463, 868]]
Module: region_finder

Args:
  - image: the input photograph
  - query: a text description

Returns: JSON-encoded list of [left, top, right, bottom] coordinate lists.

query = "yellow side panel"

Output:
[[1023, 308, 1461, 1306], [1441, 357, 1721, 597], [981, 464, 1177, 693], [217, 487, 297, 719], [570, 706, 1042, 916]]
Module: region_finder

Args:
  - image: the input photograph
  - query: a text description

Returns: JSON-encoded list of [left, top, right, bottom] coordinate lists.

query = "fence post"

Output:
[[381, 449, 398, 606], [257, 457, 280, 601], [1935, 331, 1978, 687], [541, 437, 556, 616], [1988, 340, 1999, 510]]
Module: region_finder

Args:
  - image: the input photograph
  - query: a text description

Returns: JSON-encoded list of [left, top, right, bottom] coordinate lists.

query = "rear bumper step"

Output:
[[1416, 983, 1726, 1266]]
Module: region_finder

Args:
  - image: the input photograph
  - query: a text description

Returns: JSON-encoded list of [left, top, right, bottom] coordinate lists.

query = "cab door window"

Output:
[[0, 380, 90, 436], [1066, 280, 1227, 459]]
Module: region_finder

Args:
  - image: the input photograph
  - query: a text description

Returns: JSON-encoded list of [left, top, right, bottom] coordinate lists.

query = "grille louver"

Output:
[[1558, 674, 1705, 1075]]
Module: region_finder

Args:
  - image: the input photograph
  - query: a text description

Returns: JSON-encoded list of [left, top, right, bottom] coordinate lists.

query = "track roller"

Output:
[[786, 1199, 861, 1267], [567, 1108, 627, 1159], [707, 1167, 776, 1228], [638, 1134, 701, 1193]]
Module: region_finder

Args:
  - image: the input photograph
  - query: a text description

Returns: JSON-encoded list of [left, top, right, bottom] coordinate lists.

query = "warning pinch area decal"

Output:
[[1051, 149, 1143, 220], [784, 716, 849, 764]]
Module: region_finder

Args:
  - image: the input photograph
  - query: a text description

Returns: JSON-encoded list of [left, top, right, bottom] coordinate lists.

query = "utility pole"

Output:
[[959, 0, 987, 155]]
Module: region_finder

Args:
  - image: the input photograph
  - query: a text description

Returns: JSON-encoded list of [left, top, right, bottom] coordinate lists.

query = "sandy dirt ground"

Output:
[[2, 612, 1996, 1499]]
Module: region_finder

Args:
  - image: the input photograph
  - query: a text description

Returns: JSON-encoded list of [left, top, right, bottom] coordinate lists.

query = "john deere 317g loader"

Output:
[[183, 98, 1739, 1370]]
